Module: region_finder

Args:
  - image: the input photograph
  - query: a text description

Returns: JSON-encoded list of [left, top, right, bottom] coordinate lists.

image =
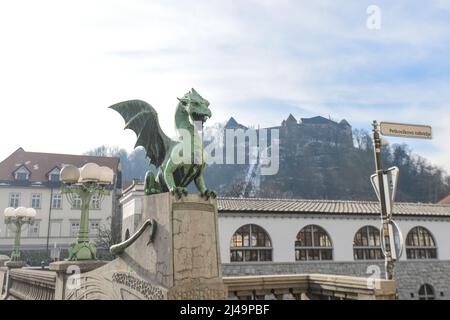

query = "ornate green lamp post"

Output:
[[60, 163, 114, 261], [3, 207, 37, 261]]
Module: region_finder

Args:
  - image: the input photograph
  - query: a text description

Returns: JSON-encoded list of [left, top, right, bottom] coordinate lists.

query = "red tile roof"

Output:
[[438, 195, 450, 205], [0, 148, 120, 182]]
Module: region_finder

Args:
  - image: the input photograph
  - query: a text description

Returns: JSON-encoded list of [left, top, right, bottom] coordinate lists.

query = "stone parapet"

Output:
[[7, 268, 56, 300], [223, 274, 396, 300], [223, 260, 450, 300]]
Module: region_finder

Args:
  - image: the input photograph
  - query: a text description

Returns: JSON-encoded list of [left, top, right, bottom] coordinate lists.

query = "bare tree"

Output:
[[95, 217, 121, 252]]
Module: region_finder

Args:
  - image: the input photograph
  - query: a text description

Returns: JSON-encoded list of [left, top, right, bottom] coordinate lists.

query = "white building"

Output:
[[0, 148, 121, 261], [121, 182, 450, 300]]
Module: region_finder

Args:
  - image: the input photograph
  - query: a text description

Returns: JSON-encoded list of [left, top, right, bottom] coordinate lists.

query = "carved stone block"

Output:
[[138, 193, 227, 299], [51, 193, 227, 300]]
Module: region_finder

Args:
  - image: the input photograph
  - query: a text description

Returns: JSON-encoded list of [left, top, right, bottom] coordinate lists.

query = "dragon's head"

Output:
[[178, 88, 212, 124]]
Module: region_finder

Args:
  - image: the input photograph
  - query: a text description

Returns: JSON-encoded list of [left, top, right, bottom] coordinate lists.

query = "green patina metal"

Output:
[[62, 183, 110, 261], [110, 88, 216, 199], [4, 217, 35, 261]]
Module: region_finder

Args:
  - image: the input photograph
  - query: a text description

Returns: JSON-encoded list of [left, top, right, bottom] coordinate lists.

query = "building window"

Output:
[[72, 195, 81, 209], [9, 193, 21, 208], [91, 195, 101, 210], [31, 194, 41, 209], [353, 226, 383, 260], [406, 226, 437, 259], [47, 167, 60, 182], [52, 193, 62, 209], [230, 224, 272, 262], [89, 221, 100, 236], [14, 167, 30, 181], [49, 173, 60, 182], [16, 172, 29, 180], [28, 221, 40, 237], [418, 284, 435, 300], [295, 225, 333, 261], [70, 222, 80, 237]]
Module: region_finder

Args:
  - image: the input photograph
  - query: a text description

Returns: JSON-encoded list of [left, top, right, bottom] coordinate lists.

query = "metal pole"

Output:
[[46, 186, 54, 259], [12, 220, 22, 261], [372, 120, 394, 280], [78, 189, 92, 243], [64, 186, 99, 261]]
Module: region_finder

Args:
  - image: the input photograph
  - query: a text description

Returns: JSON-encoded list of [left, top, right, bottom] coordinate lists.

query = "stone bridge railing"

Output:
[[0, 267, 7, 299], [224, 274, 396, 300], [0, 267, 396, 300], [3, 268, 56, 300]]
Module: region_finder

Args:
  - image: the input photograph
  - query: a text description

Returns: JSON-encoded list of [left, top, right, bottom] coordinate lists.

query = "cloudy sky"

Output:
[[1, 0, 449, 171]]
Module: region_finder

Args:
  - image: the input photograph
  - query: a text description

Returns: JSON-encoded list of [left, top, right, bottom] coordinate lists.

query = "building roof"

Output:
[[438, 195, 450, 205], [286, 114, 297, 123], [339, 119, 351, 127], [224, 117, 248, 130], [218, 197, 450, 217], [301, 116, 336, 125], [118, 180, 449, 218], [0, 147, 120, 183], [122, 179, 144, 194]]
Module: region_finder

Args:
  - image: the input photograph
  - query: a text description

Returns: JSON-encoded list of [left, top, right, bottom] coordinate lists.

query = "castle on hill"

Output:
[[224, 114, 353, 148]]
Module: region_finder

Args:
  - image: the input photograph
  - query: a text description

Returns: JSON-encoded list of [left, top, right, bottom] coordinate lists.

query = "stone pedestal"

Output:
[[49, 260, 107, 273], [49, 260, 108, 300], [5, 261, 25, 269], [128, 193, 227, 299], [0, 255, 10, 267], [44, 193, 227, 300]]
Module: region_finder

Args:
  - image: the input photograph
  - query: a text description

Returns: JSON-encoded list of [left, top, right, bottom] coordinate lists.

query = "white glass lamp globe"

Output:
[[79, 163, 101, 182], [60, 165, 80, 184], [99, 166, 114, 184], [4, 207, 16, 217], [26, 208, 37, 218], [15, 207, 28, 217]]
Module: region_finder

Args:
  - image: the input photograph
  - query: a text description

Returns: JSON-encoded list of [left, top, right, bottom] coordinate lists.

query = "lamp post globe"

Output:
[[3, 206, 36, 262], [3, 207, 15, 218], [60, 163, 113, 261], [60, 165, 80, 184]]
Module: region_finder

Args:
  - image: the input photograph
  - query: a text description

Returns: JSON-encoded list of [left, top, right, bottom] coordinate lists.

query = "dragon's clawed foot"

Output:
[[201, 189, 217, 200], [171, 187, 188, 199]]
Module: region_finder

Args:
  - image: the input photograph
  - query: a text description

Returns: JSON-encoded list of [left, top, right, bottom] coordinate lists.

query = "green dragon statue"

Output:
[[110, 88, 217, 199]]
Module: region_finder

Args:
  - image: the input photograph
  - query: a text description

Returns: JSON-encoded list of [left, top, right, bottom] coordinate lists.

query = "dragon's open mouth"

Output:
[[192, 112, 209, 123]]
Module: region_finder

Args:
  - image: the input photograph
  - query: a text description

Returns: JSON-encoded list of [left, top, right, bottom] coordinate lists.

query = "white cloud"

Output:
[[0, 0, 449, 173]]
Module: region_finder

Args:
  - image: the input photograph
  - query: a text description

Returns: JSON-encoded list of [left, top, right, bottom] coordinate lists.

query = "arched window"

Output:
[[295, 225, 333, 261], [353, 226, 383, 260], [125, 229, 130, 241], [418, 284, 435, 300], [406, 226, 437, 259], [230, 224, 272, 262]]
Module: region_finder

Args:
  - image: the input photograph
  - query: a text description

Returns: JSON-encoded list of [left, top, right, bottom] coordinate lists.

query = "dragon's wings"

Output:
[[110, 100, 175, 168]]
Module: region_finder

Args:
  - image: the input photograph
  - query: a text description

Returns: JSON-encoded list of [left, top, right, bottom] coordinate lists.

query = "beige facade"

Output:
[[0, 186, 115, 251], [0, 148, 121, 256]]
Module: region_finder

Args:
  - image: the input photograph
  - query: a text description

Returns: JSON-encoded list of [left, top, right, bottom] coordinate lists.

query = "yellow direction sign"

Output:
[[380, 122, 432, 139]]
